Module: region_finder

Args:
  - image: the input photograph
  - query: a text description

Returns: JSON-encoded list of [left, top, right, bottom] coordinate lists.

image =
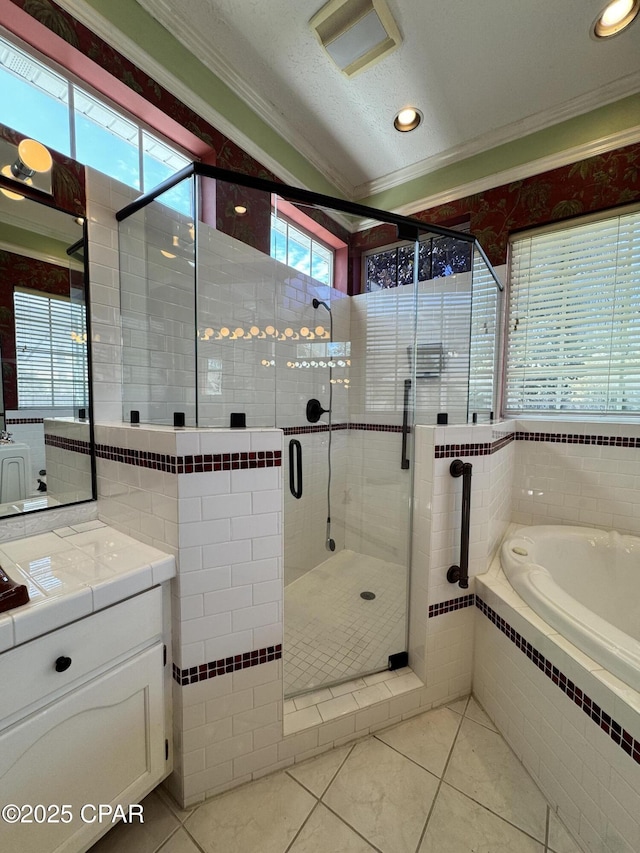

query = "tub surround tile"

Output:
[[476, 595, 640, 768], [547, 810, 584, 853]]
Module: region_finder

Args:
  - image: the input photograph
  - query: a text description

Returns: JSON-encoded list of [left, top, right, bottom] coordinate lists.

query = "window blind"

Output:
[[14, 289, 88, 408], [469, 252, 501, 416], [505, 208, 640, 414]]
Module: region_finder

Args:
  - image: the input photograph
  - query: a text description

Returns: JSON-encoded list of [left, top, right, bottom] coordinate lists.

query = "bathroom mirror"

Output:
[[0, 189, 93, 517]]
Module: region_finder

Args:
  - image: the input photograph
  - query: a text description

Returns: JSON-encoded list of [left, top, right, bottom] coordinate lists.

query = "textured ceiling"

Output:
[[135, 0, 640, 199]]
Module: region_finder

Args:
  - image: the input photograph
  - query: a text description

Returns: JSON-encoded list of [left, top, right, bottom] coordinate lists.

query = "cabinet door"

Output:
[[0, 643, 165, 853]]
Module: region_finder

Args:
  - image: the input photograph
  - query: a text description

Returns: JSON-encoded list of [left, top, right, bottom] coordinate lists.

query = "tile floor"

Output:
[[89, 696, 584, 853], [284, 549, 407, 695]]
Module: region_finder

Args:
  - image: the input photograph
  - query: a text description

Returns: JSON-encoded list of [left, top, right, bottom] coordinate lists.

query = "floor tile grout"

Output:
[[412, 696, 468, 853], [89, 694, 582, 853], [282, 799, 321, 853]]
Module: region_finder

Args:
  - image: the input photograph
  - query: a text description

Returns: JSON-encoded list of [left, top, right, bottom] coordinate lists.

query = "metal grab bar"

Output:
[[288, 439, 303, 499], [401, 378, 411, 469], [447, 458, 472, 589]]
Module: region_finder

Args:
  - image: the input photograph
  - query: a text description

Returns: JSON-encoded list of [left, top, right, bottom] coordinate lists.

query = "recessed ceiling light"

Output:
[[234, 204, 248, 215], [592, 0, 639, 37], [394, 107, 422, 132]]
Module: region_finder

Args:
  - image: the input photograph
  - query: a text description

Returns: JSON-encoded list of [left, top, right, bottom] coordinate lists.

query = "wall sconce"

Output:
[[0, 138, 53, 199]]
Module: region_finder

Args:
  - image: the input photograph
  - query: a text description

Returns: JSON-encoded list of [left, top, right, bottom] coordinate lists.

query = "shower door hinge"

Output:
[[163, 644, 167, 667]]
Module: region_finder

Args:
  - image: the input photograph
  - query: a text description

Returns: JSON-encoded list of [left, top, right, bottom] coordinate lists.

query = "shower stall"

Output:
[[117, 164, 503, 697]]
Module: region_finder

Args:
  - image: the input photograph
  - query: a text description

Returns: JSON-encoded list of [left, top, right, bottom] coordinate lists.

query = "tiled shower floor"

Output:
[[284, 549, 407, 696], [89, 696, 583, 853]]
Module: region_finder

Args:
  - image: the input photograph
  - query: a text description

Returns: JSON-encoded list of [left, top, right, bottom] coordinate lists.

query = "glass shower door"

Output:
[[278, 204, 416, 697]]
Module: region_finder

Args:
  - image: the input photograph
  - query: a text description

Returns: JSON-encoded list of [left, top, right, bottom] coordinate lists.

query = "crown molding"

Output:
[[355, 124, 640, 230], [28, 1, 640, 234], [121, 0, 355, 199], [51, 0, 353, 199], [354, 72, 640, 200]]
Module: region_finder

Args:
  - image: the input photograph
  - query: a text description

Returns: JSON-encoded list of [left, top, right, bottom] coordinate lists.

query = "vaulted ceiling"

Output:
[[61, 0, 640, 212]]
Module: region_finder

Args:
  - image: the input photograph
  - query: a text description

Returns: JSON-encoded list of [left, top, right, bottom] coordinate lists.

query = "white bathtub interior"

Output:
[[502, 524, 640, 693]]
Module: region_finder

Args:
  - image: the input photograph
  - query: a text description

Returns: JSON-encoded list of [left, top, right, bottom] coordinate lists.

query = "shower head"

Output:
[[312, 298, 331, 312]]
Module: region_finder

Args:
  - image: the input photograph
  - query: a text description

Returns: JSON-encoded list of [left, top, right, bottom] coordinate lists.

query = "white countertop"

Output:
[[0, 520, 175, 651]]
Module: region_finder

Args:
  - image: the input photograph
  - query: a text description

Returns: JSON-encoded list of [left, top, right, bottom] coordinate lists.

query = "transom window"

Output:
[[505, 206, 640, 415], [0, 34, 191, 212], [364, 233, 472, 291], [270, 213, 334, 286]]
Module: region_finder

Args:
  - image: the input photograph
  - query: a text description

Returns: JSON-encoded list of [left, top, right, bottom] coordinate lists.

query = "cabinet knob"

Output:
[[54, 656, 72, 673]]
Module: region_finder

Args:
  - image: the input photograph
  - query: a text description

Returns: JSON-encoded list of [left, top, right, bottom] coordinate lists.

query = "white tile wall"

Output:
[[513, 418, 640, 536], [86, 170, 137, 423], [475, 569, 640, 853], [43, 418, 93, 504]]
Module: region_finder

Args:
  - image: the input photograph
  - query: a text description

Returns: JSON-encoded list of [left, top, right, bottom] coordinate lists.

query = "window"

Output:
[[364, 233, 472, 291], [0, 35, 191, 210], [270, 213, 334, 285], [504, 207, 640, 415], [14, 290, 88, 408]]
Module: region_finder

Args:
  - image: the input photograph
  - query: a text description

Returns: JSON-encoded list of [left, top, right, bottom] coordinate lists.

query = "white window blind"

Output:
[[469, 253, 500, 416], [505, 208, 640, 414], [14, 289, 88, 408]]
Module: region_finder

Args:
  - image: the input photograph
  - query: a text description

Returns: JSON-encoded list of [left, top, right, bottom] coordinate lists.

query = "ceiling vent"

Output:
[[310, 0, 402, 77]]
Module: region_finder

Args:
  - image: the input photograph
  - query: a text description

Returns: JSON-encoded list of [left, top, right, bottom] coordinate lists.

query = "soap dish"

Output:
[[0, 565, 30, 613]]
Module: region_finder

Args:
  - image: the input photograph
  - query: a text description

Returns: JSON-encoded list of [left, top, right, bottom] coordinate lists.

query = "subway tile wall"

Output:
[[475, 573, 640, 853], [513, 418, 640, 536], [43, 419, 92, 505]]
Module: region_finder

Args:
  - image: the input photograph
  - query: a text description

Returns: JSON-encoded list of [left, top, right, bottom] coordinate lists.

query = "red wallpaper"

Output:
[[351, 142, 640, 272]]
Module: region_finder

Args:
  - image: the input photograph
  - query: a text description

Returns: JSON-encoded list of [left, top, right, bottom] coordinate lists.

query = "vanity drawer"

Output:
[[0, 586, 163, 724]]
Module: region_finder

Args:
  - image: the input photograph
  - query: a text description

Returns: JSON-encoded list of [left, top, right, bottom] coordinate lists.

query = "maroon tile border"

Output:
[[428, 594, 475, 617], [95, 445, 282, 474], [516, 430, 640, 448], [283, 422, 403, 435], [173, 644, 282, 685], [476, 595, 640, 766], [44, 435, 91, 454], [435, 431, 515, 459], [434, 426, 640, 459], [6, 418, 44, 424], [283, 423, 347, 435]]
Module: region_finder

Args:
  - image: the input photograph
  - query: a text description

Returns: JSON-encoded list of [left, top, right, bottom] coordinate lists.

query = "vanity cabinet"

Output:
[[0, 586, 169, 853]]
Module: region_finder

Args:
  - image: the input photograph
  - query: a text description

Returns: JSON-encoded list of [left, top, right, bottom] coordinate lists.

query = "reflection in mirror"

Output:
[[0, 189, 93, 517]]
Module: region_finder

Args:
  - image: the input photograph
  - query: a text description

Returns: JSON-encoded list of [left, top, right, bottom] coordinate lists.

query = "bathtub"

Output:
[[501, 525, 640, 693]]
